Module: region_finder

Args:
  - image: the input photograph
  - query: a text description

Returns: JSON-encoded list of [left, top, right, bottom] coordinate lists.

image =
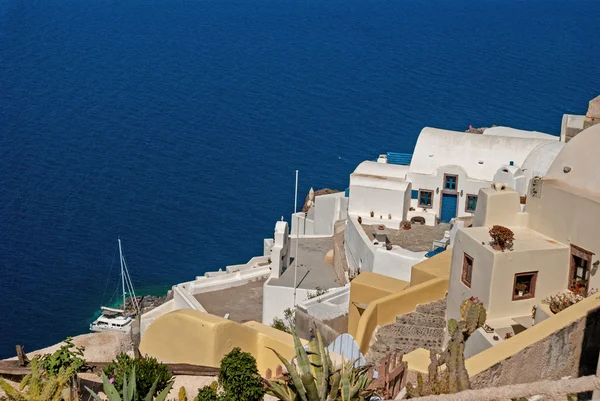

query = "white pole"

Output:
[[294, 170, 298, 214], [293, 170, 299, 306]]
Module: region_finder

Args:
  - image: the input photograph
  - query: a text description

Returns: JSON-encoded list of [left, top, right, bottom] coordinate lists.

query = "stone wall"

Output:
[[366, 298, 447, 367], [470, 317, 584, 388], [332, 220, 349, 285], [295, 309, 347, 345]]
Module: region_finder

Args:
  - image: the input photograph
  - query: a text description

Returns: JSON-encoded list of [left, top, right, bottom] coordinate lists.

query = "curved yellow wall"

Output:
[[349, 250, 452, 354], [139, 309, 303, 375], [354, 277, 449, 353], [348, 272, 410, 337]]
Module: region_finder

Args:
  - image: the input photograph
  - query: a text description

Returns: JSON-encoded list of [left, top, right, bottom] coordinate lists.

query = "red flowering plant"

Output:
[[488, 225, 514, 251], [571, 279, 588, 295], [542, 289, 597, 314]]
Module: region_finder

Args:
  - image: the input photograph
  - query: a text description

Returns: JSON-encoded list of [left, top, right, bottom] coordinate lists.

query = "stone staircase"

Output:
[[366, 298, 447, 367]]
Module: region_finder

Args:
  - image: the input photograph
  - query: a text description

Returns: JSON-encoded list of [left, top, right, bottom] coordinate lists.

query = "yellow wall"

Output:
[[353, 277, 449, 353], [410, 249, 453, 286], [348, 272, 410, 337], [139, 309, 305, 375], [348, 251, 452, 354]]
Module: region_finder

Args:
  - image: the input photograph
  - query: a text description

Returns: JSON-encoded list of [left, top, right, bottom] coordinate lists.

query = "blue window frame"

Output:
[[444, 174, 457, 191], [411, 190, 419, 200], [418, 190, 433, 208], [466, 195, 478, 213]]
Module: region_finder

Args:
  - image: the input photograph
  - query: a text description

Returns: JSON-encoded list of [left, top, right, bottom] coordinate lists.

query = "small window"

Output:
[[411, 190, 419, 200], [418, 190, 433, 208], [444, 174, 458, 191], [462, 253, 473, 288], [465, 195, 478, 213], [513, 272, 537, 300], [570, 245, 593, 296]]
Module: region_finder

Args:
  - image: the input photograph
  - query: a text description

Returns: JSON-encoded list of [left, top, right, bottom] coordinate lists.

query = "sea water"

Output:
[[1, 0, 599, 358]]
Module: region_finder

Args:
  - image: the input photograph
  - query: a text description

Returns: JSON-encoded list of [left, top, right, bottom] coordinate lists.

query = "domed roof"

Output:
[[545, 124, 600, 194], [521, 141, 566, 180], [410, 128, 556, 181]]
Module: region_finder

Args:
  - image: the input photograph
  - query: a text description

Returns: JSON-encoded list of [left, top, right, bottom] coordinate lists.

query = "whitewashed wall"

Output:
[[262, 279, 311, 325], [291, 193, 348, 237], [408, 166, 490, 222], [372, 247, 425, 282], [348, 184, 410, 223], [344, 216, 376, 274]]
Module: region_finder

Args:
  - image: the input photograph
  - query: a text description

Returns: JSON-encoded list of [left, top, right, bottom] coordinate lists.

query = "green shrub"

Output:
[[219, 348, 264, 401], [40, 337, 86, 375], [103, 353, 173, 399], [197, 348, 264, 401], [197, 385, 220, 401], [270, 318, 290, 333]]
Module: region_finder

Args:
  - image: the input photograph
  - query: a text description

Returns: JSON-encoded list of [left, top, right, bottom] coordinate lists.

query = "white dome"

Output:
[[545, 124, 600, 195]]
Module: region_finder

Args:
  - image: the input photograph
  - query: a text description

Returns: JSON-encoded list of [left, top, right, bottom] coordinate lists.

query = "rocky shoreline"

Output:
[[120, 291, 173, 313]]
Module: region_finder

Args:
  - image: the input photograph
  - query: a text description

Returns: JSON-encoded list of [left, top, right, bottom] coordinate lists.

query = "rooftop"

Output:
[[269, 237, 342, 290], [462, 226, 568, 252], [361, 223, 450, 252], [194, 278, 266, 323]]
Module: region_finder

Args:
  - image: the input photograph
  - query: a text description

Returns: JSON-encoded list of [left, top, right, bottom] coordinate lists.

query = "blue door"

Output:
[[440, 194, 458, 223]]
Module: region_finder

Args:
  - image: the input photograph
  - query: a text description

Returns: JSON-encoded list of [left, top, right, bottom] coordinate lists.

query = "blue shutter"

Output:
[[411, 190, 419, 199]]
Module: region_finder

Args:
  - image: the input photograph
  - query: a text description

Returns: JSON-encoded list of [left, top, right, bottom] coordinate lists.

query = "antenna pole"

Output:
[[293, 170, 299, 306]]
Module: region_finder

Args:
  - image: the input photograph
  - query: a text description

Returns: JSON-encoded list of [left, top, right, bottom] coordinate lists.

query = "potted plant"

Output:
[[370, 211, 375, 218], [515, 282, 527, 297], [489, 225, 514, 251], [571, 279, 587, 295]]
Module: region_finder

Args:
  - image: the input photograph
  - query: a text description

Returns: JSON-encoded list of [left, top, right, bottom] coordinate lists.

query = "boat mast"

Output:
[[118, 238, 126, 311]]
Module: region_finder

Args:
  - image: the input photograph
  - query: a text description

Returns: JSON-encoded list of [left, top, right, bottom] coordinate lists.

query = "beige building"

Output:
[[447, 123, 600, 356]]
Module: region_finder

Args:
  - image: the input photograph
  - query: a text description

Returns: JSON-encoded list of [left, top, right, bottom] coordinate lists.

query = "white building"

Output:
[[445, 123, 600, 358], [350, 127, 563, 227], [292, 191, 348, 237]]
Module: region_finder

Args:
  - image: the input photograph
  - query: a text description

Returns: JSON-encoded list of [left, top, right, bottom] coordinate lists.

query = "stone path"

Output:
[[362, 223, 450, 252]]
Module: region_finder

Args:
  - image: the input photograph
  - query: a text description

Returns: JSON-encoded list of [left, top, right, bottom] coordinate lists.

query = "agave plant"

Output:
[[265, 330, 373, 401], [85, 367, 173, 401], [0, 358, 77, 401]]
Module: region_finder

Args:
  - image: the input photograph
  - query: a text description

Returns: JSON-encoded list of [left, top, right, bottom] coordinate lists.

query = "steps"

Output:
[[366, 299, 447, 367]]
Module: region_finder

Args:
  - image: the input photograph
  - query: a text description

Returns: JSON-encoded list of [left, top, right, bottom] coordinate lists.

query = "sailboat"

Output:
[[90, 239, 140, 333]]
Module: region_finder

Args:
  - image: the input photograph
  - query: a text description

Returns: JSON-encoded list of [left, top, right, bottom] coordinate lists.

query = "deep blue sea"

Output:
[[1, 0, 599, 358]]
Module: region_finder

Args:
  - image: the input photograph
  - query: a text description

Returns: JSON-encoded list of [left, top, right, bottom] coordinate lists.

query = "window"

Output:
[[411, 190, 419, 200], [465, 195, 478, 213], [461, 253, 473, 288], [418, 190, 433, 208], [512, 272, 538, 300], [444, 174, 458, 191], [569, 245, 593, 296]]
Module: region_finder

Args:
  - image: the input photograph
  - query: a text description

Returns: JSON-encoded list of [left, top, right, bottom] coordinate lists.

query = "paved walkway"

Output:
[[270, 237, 341, 290]]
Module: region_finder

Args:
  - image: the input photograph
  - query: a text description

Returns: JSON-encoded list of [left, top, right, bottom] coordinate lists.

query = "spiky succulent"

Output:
[[265, 330, 373, 401]]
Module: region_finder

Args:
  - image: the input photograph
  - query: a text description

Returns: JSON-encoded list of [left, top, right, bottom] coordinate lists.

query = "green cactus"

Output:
[[265, 329, 373, 401], [461, 298, 486, 335], [406, 298, 486, 398]]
